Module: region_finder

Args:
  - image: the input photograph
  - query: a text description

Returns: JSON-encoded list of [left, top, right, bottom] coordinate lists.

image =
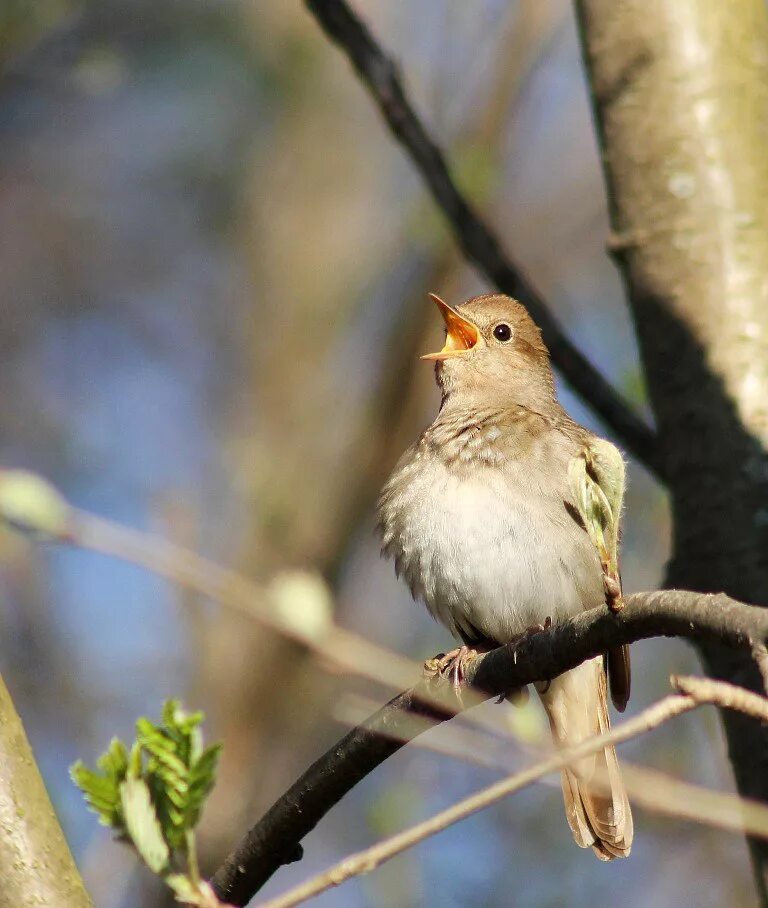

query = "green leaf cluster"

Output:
[[71, 701, 222, 902], [137, 701, 222, 852]]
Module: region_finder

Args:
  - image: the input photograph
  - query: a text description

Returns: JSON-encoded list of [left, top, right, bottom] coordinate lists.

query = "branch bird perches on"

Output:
[[254, 675, 768, 908], [2, 473, 766, 905], [210, 589, 768, 905]]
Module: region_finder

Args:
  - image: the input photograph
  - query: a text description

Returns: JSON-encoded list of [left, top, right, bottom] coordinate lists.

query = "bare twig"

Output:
[[619, 763, 768, 841], [37, 505, 768, 905], [336, 693, 768, 839], [210, 589, 768, 905], [257, 677, 767, 908], [302, 0, 661, 475], [72, 510, 425, 695], [332, 693, 529, 775], [672, 674, 768, 721]]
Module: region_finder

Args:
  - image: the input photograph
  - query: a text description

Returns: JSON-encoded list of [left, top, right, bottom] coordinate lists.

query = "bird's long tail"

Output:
[[536, 656, 633, 860]]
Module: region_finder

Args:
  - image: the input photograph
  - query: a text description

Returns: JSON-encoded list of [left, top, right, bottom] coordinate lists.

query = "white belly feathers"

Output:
[[380, 453, 603, 645]]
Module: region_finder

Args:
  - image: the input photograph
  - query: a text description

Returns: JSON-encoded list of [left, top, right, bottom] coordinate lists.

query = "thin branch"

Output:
[[72, 509, 425, 695], [256, 677, 768, 908], [619, 763, 768, 841], [332, 693, 519, 774], [334, 693, 768, 831], [210, 588, 768, 905], [28, 500, 768, 905], [672, 674, 768, 720], [302, 0, 661, 475]]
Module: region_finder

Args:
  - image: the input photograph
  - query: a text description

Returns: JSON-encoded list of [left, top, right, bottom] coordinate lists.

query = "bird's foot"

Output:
[[429, 645, 477, 691], [424, 644, 496, 705]]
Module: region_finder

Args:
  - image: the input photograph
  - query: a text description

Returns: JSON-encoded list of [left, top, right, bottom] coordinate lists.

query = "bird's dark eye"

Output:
[[493, 323, 512, 342]]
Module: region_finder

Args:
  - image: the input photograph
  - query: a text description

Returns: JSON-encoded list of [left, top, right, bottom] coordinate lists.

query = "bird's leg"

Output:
[[426, 619, 554, 702], [431, 645, 477, 690], [425, 644, 494, 696]]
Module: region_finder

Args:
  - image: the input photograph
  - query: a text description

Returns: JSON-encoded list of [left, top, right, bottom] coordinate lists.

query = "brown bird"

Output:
[[377, 293, 632, 860]]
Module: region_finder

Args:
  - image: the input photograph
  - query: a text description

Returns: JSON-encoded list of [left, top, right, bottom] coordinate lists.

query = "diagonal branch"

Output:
[[255, 676, 768, 908], [303, 0, 661, 476], [6, 479, 765, 905], [210, 588, 768, 905]]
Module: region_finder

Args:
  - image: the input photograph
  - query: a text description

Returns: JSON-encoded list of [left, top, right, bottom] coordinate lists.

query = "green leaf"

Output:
[[120, 776, 170, 874], [185, 743, 222, 829], [70, 737, 131, 830], [70, 761, 124, 828], [97, 737, 129, 778], [128, 741, 143, 777], [133, 701, 221, 850]]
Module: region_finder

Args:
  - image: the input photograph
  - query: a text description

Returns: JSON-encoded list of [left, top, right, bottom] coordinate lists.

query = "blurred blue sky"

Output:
[[0, 1, 755, 906]]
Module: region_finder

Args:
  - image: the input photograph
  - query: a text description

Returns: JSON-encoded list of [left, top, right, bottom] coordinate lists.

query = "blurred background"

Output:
[[0, 1, 755, 905]]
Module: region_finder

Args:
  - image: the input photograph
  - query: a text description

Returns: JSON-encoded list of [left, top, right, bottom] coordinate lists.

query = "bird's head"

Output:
[[422, 293, 556, 409]]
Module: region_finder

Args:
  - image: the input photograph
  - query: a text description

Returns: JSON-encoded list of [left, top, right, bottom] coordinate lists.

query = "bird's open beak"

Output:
[[420, 293, 481, 361]]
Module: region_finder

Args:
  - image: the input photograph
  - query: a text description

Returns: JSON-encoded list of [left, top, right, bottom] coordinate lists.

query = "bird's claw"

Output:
[[424, 645, 481, 705], [438, 646, 475, 688], [512, 616, 552, 642]]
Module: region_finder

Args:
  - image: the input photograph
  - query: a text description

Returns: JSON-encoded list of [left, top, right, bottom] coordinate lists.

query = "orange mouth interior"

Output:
[[421, 293, 480, 361]]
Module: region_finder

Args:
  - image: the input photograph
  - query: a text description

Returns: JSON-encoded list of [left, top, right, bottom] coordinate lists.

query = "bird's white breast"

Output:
[[380, 450, 603, 645]]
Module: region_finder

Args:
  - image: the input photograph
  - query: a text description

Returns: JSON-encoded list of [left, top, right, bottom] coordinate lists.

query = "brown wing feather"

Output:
[[607, 643, 631, 712]]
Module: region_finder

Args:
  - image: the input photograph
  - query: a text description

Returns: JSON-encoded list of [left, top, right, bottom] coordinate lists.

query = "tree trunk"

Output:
[[0, 673, 91, 906], [574, 0, 768, 899]]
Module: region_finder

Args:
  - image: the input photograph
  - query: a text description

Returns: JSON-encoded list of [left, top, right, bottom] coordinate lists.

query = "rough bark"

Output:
[[0, 673, 91, 907], [574, 0, 768, 898]]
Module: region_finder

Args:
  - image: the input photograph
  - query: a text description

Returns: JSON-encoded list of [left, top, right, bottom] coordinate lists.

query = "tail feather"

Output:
[[537, 656, 633, 860]]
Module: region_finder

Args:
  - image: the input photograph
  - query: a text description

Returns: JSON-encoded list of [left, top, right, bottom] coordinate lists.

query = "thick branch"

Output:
[[302, 0, 661, 475], [0, 673, 91, 907], [210, 588, 768, 905], [574, 2, 768, 898]]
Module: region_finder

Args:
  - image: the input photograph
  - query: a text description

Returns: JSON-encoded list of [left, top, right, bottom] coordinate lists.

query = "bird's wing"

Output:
[[567, 437, 625, 601], [568, 437, 631, 711]]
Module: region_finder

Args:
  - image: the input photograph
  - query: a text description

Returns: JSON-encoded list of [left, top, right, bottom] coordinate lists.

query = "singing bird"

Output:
[[377, 293, 632, 860]]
